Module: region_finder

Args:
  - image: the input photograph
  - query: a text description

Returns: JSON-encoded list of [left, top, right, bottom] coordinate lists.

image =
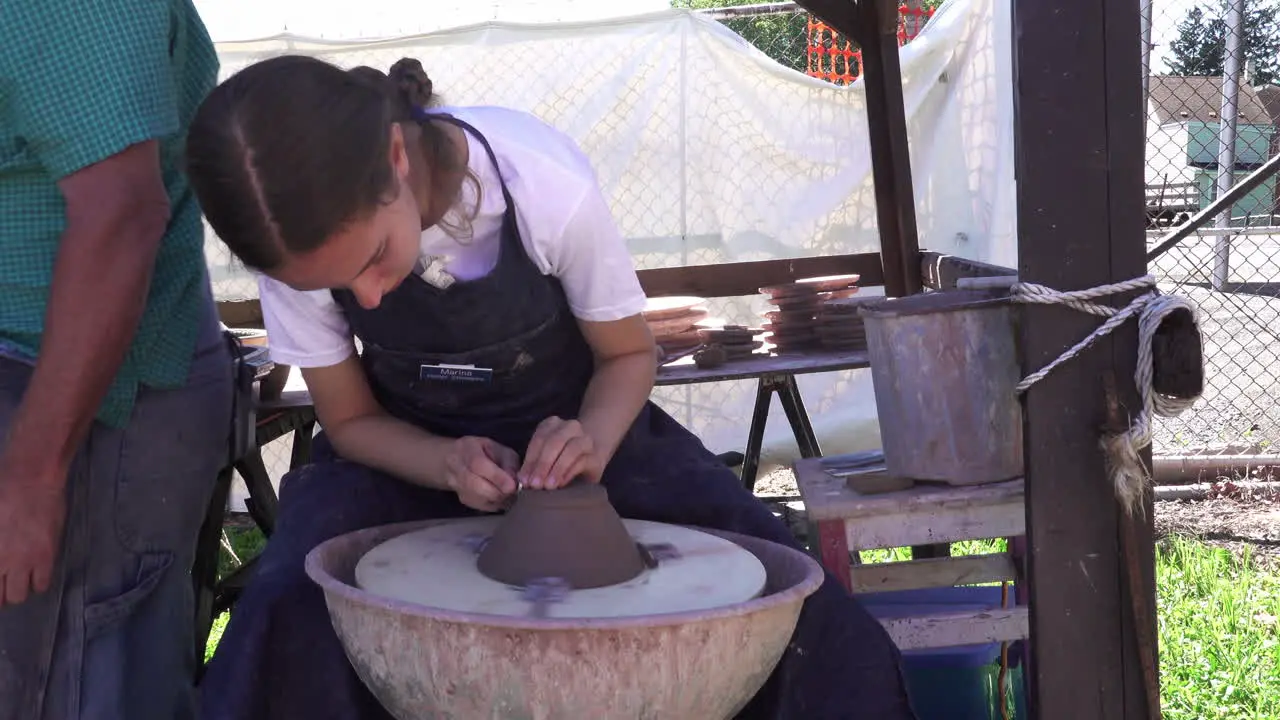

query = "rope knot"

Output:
[[1009, 275, 1202, 515]]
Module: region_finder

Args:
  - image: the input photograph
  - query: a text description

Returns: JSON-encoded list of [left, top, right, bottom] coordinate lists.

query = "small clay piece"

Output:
[[476, 480, 645, 590], [642, 296, 705, 321], [693, 344, 729, 369]]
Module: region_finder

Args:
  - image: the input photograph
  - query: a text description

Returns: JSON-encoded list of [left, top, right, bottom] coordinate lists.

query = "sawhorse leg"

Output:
[[193, 464, 235, 678], [740, 373, 823, 493]]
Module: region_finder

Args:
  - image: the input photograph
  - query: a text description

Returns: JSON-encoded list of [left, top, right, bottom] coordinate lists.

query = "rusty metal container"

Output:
[[859, 288, 1023, 486], [305, 519, 824, 720]]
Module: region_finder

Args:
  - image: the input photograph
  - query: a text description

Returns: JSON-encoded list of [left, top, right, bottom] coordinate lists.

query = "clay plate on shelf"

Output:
[[767, 288, 859, 309], [762, 308, 817, 324], [759, 274, 860, 298], [642, 296, 706, 321], [645, 308, 709, 336]]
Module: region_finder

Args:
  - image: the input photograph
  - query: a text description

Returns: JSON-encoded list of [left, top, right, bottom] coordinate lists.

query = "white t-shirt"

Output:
[[258, 106, 647, 369]]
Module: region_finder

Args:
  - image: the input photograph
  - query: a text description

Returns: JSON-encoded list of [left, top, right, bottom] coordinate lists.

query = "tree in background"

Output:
[[671, 0, 944, 74], [1167, 0, 1280, 86]]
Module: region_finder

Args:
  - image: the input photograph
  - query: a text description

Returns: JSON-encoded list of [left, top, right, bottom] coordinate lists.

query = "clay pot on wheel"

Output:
[[477, 480, 646, 589]]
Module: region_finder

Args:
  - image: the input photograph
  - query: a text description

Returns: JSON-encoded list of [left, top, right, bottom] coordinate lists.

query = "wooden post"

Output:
[[797, 0, 922, 298], [857, 0, 923, 297], [1014, 0, 1158, 717]]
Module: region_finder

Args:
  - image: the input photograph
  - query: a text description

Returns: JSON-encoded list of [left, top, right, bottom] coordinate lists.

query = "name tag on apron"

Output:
[[419, 363, 493, 384]]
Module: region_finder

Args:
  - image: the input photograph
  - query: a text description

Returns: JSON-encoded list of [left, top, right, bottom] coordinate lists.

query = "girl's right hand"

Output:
[[444, 436, 520, 512]]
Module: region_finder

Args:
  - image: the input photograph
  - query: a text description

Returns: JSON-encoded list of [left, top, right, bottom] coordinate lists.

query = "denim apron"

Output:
[[199, 117, 916, 720]]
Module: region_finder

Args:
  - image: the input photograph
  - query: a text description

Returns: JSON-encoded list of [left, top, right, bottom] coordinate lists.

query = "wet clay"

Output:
[[476, 480, 646, 589]]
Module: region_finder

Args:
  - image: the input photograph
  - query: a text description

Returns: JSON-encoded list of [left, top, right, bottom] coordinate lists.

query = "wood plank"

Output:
[[636, 253, 885, 298], [817, 520, 854, 592], [919, 251, 1018, 291], [656, 348, 869, 385], [1014, 0, 1154, 715], [1104, 0, 1160, 714], [792, 0, 861, 39], [856, 0, 922, 297], [844, 502, 1026, 550], [850, 553, 1018, 593], [794, 457, 1025, 522], [879, 606, 1030, 651], [263, 348, 872, 411]]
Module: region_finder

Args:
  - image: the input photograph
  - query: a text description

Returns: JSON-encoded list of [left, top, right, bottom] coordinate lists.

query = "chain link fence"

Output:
[[1144, 0, 1280, 457], [206, 2, 937, 500]]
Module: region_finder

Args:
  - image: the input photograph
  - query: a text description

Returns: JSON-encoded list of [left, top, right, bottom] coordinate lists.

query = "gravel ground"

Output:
[[1150, 233, 1280, 455]]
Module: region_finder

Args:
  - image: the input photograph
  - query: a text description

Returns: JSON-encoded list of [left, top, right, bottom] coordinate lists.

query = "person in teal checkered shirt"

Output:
[[0, 1, 234, 718]]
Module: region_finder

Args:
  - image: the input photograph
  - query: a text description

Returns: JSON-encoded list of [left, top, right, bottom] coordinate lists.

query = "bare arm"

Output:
[[575, 314, 657, 462], [1, 141, 170, 481], [302, 356, 459, 490]]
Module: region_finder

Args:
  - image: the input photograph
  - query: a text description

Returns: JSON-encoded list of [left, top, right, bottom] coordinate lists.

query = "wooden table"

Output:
[[264, 348, 870, 492], [794, 456, 1029, 650]]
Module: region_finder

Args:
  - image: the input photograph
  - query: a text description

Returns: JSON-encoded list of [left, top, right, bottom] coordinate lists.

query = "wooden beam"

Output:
[[857, 0, 923, 297], [880, 605, 1029, 651], [850, 552, 1017, 593], [1014, 0, 1156, 716], [792, 0, 861, 38], [636, 253, 884, 298]]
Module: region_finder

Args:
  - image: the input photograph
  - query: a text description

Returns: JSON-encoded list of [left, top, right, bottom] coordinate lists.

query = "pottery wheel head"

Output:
[[475, 481, 648, 590]]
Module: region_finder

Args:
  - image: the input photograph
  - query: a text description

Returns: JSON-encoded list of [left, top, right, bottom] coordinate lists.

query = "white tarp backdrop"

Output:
[[206, 0, 1015, 474]]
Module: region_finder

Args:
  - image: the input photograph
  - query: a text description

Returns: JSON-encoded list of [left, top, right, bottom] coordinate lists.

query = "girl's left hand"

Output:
[[519, 416, 603, 490]]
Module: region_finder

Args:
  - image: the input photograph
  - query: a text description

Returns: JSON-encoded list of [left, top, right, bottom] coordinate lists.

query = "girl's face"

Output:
[[271, 124, 424, 309]]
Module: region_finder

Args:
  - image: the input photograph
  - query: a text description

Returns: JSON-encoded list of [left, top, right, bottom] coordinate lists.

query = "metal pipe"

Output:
[[1140, 0, 1153, 106], [1146, 224, 1280, 238], [1156, 480, 1280, 501], [696, 2, 801, 19], [1146, 152, 1280, 260], [1153, 454, 1280, 484], [1213, 0, 1246, 289]]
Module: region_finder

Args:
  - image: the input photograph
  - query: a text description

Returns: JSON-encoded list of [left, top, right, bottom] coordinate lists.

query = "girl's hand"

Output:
[[519, 416, 602, 490], [444, 436, 520, 511]]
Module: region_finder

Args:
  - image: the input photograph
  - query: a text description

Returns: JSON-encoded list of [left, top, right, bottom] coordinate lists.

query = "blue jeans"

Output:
[[0, 300, 233, 720]]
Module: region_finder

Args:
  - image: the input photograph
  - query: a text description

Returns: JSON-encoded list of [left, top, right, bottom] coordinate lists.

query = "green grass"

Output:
[[206, 527, 266, 662], [1159, 536, 1280, 720], [207, 529, 1280, 718]]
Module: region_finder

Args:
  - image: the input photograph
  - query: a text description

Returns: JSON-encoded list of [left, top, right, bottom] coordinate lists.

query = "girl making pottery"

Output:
[[188, 55, 916, 720]]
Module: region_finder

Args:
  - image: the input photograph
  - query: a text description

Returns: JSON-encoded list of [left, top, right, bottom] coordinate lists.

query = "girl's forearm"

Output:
[[576, 350, 656, 463], [325, 414, 457, 491]]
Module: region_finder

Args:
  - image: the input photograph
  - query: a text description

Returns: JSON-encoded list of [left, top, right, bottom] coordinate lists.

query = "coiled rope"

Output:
[[1009, 275, 1201, 514]]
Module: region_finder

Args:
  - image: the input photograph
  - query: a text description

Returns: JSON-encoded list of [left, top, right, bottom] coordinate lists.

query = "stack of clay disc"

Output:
[[815, 296, 878, 351], [696, 325, 764, 361], [758, 275, 860, 352], [642, 296, 709, 355]]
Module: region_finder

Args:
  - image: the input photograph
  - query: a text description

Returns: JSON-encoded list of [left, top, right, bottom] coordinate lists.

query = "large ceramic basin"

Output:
[[304, 519, 824, 720]]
